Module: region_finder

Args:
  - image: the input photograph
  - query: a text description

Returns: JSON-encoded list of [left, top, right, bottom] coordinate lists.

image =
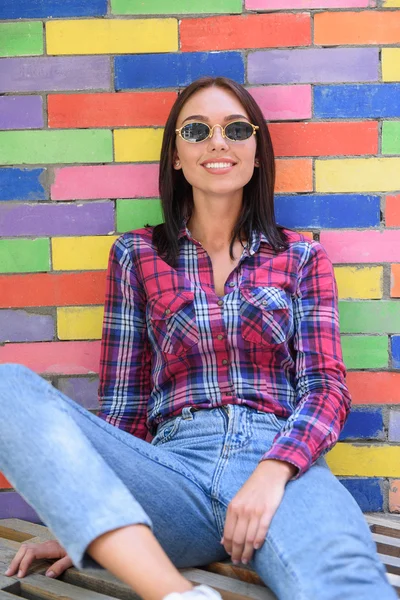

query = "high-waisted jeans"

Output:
[[0, 364, 396, 600]]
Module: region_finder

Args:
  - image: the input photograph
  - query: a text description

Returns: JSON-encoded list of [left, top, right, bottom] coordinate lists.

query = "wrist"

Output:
[[257, 459, 297, 484]]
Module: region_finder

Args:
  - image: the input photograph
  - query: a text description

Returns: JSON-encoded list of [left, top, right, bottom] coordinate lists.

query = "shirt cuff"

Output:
[[259, 436, 313, 479]]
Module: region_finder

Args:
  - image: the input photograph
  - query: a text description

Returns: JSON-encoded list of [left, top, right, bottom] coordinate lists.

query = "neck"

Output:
[[187, 189, 245, 248]]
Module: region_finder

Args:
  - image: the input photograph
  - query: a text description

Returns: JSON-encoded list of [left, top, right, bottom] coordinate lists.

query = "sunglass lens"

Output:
[[180, 122, 209, 142], [225, 121, 253, 141]]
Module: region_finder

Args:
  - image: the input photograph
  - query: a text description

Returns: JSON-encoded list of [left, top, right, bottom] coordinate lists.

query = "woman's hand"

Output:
[[221, 459, 296, 566], [4, 540, 73, 579]]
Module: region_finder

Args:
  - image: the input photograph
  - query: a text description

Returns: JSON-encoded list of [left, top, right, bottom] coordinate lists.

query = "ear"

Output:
[[173, 152, 182, 170]]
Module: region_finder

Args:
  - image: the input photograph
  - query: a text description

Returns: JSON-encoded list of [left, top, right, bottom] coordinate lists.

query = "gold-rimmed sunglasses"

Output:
[[175, 120, 259, 143]]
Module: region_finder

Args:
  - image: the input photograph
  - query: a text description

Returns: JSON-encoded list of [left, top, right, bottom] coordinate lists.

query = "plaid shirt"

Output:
[[98, 218, 351, 477]]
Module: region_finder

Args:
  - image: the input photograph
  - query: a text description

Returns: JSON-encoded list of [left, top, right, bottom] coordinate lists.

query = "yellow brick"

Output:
[[382, 48, 400, 82], [383, 0, 400, 6], [52, 236, 118, 271], [327, 443, 400, 477], [316, 158, 400, 193], [114, 128, 163, 162], [46, 19, 178, 55], [334, 266, 383, 300], [57, 306, 104, 340]]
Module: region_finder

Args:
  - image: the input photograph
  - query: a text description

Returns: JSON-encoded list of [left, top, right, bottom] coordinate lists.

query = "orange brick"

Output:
[[0, 272, 106, 308], [275, 159, 313, 193], [347, 371, 400, 404], [48, 91, 177, 128], [386, 194, 400, 227], [0, 473, 12, 489], [269, 121, 378, 157], [180, 13, 311, 51], [314, 11, 400, 45], [392, 264, 400, 298], [389, 479, 400, 512], [0, 341, 101, 375]]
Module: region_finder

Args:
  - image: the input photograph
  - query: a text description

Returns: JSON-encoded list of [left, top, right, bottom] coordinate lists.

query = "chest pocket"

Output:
[[148, 291, 199, 357], [240, 286, 293, 346]]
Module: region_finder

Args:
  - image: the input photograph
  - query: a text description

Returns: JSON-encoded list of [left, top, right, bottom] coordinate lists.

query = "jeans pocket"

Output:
[[151, 415, 183, 445], [240, 286, 292, 347], [256, 409, 286, 431], [148, 291, 199, 357]]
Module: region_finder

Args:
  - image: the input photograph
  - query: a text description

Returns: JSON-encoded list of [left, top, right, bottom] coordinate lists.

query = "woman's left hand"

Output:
[[220, 459, 296, 565]]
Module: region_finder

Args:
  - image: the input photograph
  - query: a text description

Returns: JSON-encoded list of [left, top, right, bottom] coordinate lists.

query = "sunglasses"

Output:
[[175, 120, 259, 143]]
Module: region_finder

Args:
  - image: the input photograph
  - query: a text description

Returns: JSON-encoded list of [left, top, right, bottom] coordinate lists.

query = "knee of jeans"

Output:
[[0, 363, 37, 388]]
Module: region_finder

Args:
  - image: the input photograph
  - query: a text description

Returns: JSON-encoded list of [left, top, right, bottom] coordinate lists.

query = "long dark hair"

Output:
[[149, 76, 289, 267]]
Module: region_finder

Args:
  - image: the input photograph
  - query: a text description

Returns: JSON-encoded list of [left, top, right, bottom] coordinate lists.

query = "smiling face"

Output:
[[173, 86, 259, 199]]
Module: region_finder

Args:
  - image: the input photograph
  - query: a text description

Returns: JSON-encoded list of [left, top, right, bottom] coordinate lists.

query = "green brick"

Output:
[[0, 22, 43, 57], [341, 335, 388, 369], [116, 199, 163, 232], [0, 238, 50, 274], [111, 0, 242, 14], [382, 122, 400, 155], [339, 301, 400, 334], [0, 130, 113, 165]]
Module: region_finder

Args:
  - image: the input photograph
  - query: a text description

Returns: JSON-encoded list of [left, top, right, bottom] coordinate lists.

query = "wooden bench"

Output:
[[1, 516, 399, 599]]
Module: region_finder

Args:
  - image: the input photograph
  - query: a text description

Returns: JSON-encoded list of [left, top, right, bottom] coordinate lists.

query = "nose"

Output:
[[207, 124, 229, 151]]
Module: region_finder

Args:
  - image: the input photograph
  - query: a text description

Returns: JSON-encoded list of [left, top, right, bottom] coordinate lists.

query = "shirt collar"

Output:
[[177, 216, 267, 255]]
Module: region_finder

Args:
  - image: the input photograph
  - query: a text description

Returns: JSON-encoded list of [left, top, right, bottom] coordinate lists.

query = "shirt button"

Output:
[[217, 300, 224, 306], [229, 282, 235, 287], [217, 334, 224, 340], [222, 359, 229, 366], [165, 308, 171, 314], [262, 300, 267, 305]]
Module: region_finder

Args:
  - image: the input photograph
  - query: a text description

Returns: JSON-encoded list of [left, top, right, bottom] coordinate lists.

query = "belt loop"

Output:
[[182, 406, 194, 420]]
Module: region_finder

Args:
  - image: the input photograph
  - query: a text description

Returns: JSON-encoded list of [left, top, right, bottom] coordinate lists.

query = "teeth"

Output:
[[203, 162, 233, 169]]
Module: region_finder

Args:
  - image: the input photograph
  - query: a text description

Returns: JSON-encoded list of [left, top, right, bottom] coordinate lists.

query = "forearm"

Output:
[[256, 458, 298, 484]]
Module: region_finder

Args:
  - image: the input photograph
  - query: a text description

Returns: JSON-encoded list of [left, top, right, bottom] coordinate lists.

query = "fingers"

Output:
[[45, 556, 74, 578], [5, 544, 37, 578], [4, 540, 68, 579]]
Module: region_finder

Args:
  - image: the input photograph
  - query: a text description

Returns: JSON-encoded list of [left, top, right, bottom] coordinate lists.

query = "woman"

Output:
[[0, 76, 396, 600]]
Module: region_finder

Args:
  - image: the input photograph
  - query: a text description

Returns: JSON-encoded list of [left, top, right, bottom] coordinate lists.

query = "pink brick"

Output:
[[320, 230, 400, 264], [51, 164, 160, 200], [249, 86, 311, 121], [246, 0, 375, 8], [0, 342, 101, 375]]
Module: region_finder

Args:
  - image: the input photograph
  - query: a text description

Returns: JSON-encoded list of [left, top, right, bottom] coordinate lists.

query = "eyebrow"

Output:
[[180, 113, 249, 125]]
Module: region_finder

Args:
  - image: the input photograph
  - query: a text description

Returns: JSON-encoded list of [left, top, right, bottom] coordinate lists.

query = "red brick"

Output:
[[48, 91, 177, 128], [347, 371, 400, 404], [0, 272, 106, 308], [315, 11, 400, 45], [392, 265, 400, 298], [386, 194, 400, 228], [389, 480, 400, 513], [270, 121, 378, 157], [180, 13, 311, 52]]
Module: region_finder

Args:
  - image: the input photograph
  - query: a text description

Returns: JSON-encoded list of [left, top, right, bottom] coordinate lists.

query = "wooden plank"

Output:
[[0, 519, 56, 544], [180, 568, 277, 600], [201, 561, 265, 587]]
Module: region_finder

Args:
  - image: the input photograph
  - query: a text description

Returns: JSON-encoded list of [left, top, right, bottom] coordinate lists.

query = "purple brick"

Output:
[[248, 48, 379, 84], [0, 201, 115, 237], [0, 310, 54, 342], [0, 57, 111, 93], [57, 376, 100, 410], [0, 96, 43, 130], [389, 410, 400, 442], [0, 491, 42, 523]]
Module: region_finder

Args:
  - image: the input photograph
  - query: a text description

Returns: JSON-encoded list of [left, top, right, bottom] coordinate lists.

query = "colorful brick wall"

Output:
[[0, 0, 400, 520]]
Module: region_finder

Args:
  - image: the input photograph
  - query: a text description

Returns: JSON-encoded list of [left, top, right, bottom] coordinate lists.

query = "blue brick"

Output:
[[0, 168, 47, 201], [339, 478, 383, 512], [275, 194, 380, 229], [314, 84, 400, 119], [0, 0, 107, 18], [115, 52, 245, 90], [339, 408, 384, 441], [392, 336, 400, 369]]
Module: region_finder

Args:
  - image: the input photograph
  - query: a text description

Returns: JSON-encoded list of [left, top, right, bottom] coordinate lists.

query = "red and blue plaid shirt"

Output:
[[98, 218, 351, 477]]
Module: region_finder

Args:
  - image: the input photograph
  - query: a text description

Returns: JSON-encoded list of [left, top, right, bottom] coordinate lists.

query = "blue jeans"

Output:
[[0, 364, 396, 600]]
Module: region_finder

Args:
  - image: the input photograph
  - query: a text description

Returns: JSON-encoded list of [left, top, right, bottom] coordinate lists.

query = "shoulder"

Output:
[[110, 226, 156, 258]]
